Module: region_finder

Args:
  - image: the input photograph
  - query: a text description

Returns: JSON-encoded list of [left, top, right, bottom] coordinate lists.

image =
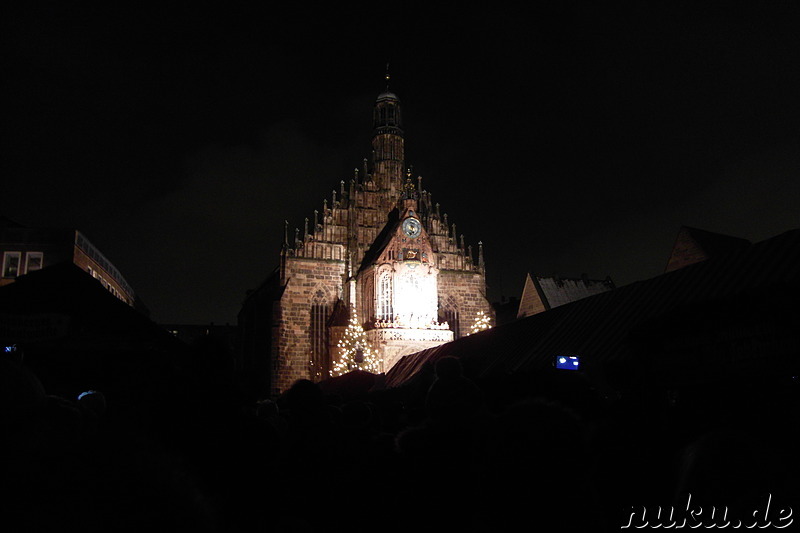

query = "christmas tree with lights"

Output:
[[330, 309, 382, 376], [468, 310, 492, 335]]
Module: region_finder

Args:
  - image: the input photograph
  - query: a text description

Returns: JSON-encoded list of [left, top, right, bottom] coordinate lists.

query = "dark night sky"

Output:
[[4, 3, 799, 325]]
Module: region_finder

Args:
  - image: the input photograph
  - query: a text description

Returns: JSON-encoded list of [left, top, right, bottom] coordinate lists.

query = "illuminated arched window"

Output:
[[310, 289, 330, 380], [377, 271, 393, 321]]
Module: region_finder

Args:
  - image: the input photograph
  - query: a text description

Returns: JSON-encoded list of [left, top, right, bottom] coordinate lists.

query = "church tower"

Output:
[[371, 88, 405, 212], [251, 78, 495, 396]]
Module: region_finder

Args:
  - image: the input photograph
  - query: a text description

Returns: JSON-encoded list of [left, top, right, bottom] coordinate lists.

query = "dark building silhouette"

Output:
[[1, 216, 143, 312], [0, 262, 184, 399], [491, 295, 521, 326], [162, 322, 237, 355]]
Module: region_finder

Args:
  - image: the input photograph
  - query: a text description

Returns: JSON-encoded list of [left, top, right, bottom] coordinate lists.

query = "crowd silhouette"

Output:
[[3, 340, 798, 533]]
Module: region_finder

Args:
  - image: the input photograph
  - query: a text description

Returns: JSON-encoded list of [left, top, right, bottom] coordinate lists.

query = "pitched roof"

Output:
[[517, 273, 615, 319], [536, 275, 615, 308], [685, 226, 751, 254], [358, 208, 400, 272], [327, 297, 351, 327], [241, 266, 284, 305], [385, 228, 800, 390], [665, 225, 751, 272]]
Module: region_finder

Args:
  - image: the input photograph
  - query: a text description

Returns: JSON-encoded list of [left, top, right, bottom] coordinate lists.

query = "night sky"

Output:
[[4, 3, 799, 325]]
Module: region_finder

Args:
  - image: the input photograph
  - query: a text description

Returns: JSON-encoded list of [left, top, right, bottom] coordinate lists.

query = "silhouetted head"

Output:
[[434, 356, 463, 381], [77, 389, 107, 419], [284, 379, 325, 413]]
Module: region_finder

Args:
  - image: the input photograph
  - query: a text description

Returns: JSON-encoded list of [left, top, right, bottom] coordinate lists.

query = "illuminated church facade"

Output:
[[241, 86, 494, 395]]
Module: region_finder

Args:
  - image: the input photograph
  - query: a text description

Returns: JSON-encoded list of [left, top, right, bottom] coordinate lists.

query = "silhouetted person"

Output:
[[282, 378, 328, 424], [424, 356, 484, 423], [277, 379, 340, 529], [471, 397, 596, 531]]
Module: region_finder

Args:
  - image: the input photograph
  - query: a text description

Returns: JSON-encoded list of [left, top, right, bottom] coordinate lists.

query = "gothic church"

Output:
[[240, 85, 494, 396]]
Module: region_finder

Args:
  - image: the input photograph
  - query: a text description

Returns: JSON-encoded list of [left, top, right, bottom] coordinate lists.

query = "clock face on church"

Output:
[[402, 217, 421, 239]]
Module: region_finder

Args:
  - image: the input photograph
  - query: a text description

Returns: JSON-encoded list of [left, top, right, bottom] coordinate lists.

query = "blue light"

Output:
[[78, 390, 97, 401], [555, 356, 580, 370]]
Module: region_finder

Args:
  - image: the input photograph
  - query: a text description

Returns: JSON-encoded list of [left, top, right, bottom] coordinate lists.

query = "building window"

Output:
[[2, 252, 21, 278], [25, 252, 43, 273], [310, 290, 330, 381], [441, 296, 460, 339], [377, 271, 393, 321]]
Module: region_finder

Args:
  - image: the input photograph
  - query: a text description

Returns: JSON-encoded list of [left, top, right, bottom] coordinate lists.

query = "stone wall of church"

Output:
[[274, 256, 345, 394], [438, 269, 494, 338]]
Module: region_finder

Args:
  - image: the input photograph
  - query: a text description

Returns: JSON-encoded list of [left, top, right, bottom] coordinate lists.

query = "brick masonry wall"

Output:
[[274, 256, 345, 393], [438, 269, 494, 338]]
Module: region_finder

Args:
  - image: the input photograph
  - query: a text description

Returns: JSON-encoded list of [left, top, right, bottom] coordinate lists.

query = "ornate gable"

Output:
[[357, 204, 438, 325], [373, 206, 435, 268]]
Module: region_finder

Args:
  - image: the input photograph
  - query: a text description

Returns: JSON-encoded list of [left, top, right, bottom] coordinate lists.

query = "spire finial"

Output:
[[385, 62, 390, 91]]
